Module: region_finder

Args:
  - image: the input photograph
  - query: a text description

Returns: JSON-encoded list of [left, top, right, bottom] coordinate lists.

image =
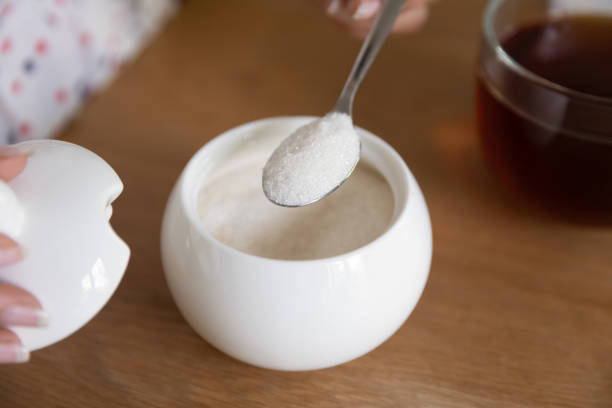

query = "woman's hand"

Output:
[[323, 0, 436, 38], [0, 150, 47, 364]]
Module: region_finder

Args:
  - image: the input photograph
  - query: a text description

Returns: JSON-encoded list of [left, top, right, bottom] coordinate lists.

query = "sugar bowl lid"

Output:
[[0, 140, 130, 351]]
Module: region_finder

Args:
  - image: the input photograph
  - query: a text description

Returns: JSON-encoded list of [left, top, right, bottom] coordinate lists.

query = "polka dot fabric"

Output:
[[0, 0, 176, 145]]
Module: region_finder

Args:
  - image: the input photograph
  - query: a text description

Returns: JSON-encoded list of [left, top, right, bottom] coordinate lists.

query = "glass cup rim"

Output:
[[483, 0, 612, 106]]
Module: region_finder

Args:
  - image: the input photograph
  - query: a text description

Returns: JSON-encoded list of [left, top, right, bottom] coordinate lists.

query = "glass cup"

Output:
[[476, 0, 612, 223]]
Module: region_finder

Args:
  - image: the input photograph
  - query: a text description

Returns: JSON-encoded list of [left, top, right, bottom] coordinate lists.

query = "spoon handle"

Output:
[[334, 0, 408, 115]]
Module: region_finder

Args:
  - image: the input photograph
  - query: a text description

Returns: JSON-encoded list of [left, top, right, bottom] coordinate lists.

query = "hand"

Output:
[[323, 0, 436, 38], [0, 150, 47, 364]]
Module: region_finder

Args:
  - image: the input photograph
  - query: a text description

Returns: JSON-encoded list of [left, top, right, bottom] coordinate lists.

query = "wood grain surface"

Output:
[[2, 1, 612, 407]]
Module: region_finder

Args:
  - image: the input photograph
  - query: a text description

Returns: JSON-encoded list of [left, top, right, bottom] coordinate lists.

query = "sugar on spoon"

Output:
[[262, 0, 407, 207]]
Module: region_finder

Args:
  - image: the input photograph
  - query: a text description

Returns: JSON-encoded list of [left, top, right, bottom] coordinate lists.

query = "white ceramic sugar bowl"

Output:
[[161, 117, 432, 371], [0, 140, 129, 351]]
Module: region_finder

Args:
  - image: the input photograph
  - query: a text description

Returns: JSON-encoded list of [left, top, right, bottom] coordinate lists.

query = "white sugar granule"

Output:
[[198, 160, 393, 261], [262, 112, 360, 207]]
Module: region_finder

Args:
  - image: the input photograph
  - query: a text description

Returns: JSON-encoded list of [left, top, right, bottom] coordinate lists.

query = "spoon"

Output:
[[263, 0, 408, 207]]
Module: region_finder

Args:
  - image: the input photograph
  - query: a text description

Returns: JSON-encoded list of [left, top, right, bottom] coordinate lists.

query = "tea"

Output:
[[476, 15, 612, 221]]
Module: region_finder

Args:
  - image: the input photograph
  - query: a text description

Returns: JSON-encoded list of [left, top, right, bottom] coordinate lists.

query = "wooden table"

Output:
[[2, 1, 612, 406]]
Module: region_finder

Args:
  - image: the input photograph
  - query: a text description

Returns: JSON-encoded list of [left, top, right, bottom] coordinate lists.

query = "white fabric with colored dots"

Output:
[[0, 0, 177, 145]]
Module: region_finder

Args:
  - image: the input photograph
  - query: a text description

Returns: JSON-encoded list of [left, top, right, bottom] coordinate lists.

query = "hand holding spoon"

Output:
[[262, 0, 408, 207]]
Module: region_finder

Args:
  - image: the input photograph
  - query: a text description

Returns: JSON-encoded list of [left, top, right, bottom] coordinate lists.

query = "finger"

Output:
[[325, 0, 379, 23], [0, 234, 23, 267], [391, 4, 429, 34], [324, 0, 350, 16], [325, 0, 378, 39], [0, 328, 29, 364], [0, 281, 47, 327], [0, 150, 28, 182], [326, 0, 432, 38], [346, 0, 429, 20], [349, 0, 380, 20]]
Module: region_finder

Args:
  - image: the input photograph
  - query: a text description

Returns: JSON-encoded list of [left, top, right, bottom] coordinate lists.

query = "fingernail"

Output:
[[0, 235, 23, 265], [0, 306, 48, 327], [0, 146, 33, 158], [326, 0, 342, 15], [352, 0, 380, 19], [0, 344, 29, 364]]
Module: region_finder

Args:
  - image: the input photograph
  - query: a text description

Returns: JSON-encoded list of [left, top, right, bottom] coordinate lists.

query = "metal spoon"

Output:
[[333, 0, 407, 116], [264, 0, 407, 207]]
